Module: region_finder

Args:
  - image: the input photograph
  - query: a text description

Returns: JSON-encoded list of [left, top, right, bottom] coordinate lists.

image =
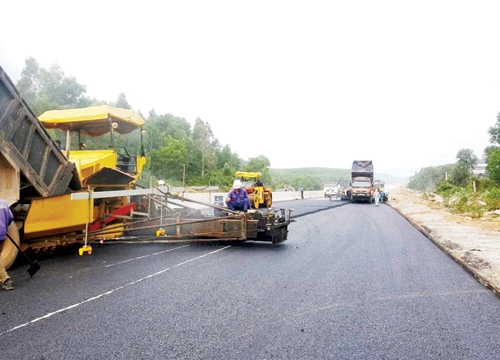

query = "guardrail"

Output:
[[162, 190, 324, 216]]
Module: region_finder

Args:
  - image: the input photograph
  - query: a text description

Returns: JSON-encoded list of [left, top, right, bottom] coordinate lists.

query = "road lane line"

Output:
[[104, 245, 189, 267], [173, 245, 231, 267], [0, 245, 231, 337]]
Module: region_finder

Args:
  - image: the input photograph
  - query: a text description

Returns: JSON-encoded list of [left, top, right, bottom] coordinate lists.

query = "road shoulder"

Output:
[[387, 187, 500, 298]]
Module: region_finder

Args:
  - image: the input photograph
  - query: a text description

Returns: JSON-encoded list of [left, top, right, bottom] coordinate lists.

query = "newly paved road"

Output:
[[1, 199, 499, 359]]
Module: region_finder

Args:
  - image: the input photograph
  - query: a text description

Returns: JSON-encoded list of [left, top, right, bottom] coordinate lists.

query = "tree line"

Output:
[[15, 57, 348, 191], [407, 115, 500, 214], [17, 56, 499, 200]]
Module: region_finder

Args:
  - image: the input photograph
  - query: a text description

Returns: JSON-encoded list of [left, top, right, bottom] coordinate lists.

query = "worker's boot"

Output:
[[1, 278, 13, 291]]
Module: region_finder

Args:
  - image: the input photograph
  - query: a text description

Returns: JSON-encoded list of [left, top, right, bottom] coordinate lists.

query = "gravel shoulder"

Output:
[[386, 186, 500, 297]]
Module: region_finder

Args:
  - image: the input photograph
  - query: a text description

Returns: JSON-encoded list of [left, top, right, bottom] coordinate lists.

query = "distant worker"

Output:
[[79, 142, 86, 150], [373, 188, 381, 206], [0, 198, 14, 291], [380, 188, 385, 204], [226, 179, 251, 212], [299, 187, 304, 199]]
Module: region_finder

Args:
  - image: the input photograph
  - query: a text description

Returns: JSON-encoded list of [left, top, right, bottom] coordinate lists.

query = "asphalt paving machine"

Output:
[[0, 65, 292, 270]]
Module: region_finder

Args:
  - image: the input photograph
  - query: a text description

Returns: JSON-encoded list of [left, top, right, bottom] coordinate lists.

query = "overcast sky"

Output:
[[1, 1, 499, 177]]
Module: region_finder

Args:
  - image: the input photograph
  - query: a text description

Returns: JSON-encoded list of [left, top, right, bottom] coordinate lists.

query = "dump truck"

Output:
[[349, 160, 375, 203]]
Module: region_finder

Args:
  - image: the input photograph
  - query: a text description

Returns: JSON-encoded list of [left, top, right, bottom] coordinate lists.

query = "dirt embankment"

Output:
[[386, 186, 500, 297]]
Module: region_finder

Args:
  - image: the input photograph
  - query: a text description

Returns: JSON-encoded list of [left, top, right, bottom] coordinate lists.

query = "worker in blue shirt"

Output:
[[0, 198, 14, 290], [225, 180, 251, 212]]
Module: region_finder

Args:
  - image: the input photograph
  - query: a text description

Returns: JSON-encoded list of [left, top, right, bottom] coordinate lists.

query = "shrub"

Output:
[[482, 188, 500, 211], [451, 191, 485, 218], [435, 181, 461, 199], [471, 177, 494, 192]]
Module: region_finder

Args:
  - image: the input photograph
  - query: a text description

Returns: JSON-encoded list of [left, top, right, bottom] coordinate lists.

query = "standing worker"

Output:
[[373, 188, 381, 206], [225, 180, 251, 212], [0, 198, 14, 290]]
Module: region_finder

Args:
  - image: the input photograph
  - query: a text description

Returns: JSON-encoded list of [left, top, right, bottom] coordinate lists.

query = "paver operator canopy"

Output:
[[39, 105, 145, 137], [39, 105, 147, 184]]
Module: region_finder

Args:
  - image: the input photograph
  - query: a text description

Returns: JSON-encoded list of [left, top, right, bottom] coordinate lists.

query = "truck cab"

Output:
[[324, 182, 340, 200], [350, 177, 374, 203]]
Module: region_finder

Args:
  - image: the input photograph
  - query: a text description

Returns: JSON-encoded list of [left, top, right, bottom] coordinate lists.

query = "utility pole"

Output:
[[183, 164, 186, 187]]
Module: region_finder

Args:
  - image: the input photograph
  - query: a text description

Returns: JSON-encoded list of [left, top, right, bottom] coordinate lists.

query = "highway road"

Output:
[[1, 199, 500, 359]]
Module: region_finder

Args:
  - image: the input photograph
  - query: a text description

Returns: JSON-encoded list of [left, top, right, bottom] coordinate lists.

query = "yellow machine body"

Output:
[[69, 150, 117, 181], [23, 193, 93, 239]]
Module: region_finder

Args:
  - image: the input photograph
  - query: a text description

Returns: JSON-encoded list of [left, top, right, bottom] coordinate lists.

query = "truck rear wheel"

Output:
[[0, 223, 20, 269]]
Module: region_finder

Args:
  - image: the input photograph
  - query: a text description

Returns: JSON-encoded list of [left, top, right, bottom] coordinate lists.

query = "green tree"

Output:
[[16, 57, 91, 115], [191, 118, 218, 179], [16, 57, 40, 106], [450, 166, 470, 187], [408, 164, 454, 191], [143, 113, 192, 179], [486, 147, 500, 186], [216, 144, 241, 171], [449, 148, 477, 187], [488, 112, 500, 145], [456, 148, 478, 172], [245, 155, 271, 184], [151, 136, 188, 181], [245, 155, 271, 173], [114, 93, 132, 109]]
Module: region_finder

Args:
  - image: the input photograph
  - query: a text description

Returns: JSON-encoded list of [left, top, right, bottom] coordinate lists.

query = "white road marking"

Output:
[[0, 245, 231, 336], [104, 245, 189, 267], [174, 246, 231, 267]]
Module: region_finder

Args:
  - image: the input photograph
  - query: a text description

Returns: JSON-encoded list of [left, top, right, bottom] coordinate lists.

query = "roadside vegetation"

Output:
[[408, 116, 500, 217], [15, 57, 353, 192], [21, 56, 497, 204]]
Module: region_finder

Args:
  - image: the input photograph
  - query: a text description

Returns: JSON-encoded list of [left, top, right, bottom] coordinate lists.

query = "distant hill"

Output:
[[376, 173, 410, 182], [269, 167, 409, 182], [269, 167, 349, 179]]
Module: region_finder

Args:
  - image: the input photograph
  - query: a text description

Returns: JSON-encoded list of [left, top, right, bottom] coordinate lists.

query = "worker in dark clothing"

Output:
[[225, 180, 251, 212], [55, 140, 65, 150], [0, 198, 14, 291]]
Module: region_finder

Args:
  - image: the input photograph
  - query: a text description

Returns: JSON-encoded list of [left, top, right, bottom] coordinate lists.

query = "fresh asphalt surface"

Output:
[[1, 198, 500, 359]]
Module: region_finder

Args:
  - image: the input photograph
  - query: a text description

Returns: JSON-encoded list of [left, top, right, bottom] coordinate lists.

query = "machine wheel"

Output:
[[254, 196, 260, 209], [265, 194, 273, 208], [0, 223, 20, 269]]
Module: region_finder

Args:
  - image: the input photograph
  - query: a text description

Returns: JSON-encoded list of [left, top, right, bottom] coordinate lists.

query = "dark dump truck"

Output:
[[0, 65, 79, 202]]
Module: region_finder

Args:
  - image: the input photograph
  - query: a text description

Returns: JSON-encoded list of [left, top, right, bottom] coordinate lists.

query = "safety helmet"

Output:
[[232, 179, 242, 189]]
